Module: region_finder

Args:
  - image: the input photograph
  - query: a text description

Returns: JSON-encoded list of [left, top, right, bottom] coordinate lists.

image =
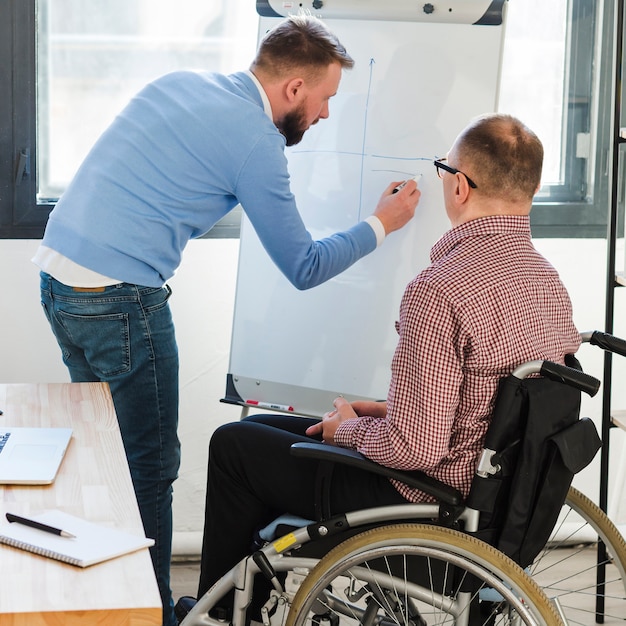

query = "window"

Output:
[[0, 0, 615, 238], [1, 0, 258, 238], [498, 0, 613, 237]]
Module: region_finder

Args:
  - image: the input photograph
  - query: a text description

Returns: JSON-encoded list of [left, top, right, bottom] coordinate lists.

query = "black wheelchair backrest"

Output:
[[466, 356, 601, 568]]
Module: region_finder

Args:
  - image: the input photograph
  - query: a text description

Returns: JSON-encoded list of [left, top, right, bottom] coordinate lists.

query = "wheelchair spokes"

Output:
[[527, 487, 626, 625], [286, 525, 562, 626]]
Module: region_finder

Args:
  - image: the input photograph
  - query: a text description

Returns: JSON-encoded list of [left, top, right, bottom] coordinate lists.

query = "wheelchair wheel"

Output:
[[286, 523, 562, 626], [528, 486, 626, 625]]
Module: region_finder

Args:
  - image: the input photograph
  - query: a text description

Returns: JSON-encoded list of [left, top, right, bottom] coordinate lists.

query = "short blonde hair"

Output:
[[251, 15, 354, 84]]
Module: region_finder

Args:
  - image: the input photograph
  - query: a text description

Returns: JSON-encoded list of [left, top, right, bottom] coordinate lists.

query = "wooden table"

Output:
[[0, 383, 162, 625]]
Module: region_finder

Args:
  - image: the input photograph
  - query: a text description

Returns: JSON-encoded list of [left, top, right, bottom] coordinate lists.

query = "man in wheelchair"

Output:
[[182, 113, 583, 624]]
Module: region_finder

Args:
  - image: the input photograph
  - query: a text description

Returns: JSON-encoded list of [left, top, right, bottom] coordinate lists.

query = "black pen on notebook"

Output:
[[6, 513, 77, 538]]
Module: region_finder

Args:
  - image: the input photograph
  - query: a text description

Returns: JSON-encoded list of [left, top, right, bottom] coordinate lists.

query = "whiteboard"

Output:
[[226, 5, 507, 417]]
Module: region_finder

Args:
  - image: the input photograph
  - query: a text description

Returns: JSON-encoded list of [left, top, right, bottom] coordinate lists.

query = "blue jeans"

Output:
[[40, 273, 180, 626]]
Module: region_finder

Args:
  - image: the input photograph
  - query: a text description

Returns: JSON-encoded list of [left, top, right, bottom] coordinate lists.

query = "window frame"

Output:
[[1, 0, 43, 239], [529, 0, 615, 238], [0, 0, 616, 239]]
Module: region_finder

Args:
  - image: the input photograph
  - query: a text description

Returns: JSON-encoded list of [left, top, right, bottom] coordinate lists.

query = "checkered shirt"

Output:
[[334, 215, 581, 502]]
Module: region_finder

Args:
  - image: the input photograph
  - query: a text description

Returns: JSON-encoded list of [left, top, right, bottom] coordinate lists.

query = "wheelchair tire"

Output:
[[528, 486, 626, 624], [286, 523, 563, 626]]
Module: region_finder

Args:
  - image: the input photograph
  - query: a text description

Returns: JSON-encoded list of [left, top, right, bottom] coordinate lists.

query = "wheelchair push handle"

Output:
[[540, 361, 600, 397], [512, 360, 600, 397], [581, 330, 626, 358]]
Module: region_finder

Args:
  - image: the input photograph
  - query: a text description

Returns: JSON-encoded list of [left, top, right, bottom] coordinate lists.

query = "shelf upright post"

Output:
[[598, 0, 625, 620]]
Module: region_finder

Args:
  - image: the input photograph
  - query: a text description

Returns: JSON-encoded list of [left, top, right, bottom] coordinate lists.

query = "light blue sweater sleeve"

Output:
[[236, 132, 377, 290]]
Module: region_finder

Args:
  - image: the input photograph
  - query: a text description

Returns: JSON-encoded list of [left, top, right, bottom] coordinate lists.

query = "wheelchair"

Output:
[[180, 331, 626, 626]]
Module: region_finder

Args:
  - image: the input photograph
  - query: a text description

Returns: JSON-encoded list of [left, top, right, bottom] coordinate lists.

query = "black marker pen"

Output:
[[392, 174, 422, 193]]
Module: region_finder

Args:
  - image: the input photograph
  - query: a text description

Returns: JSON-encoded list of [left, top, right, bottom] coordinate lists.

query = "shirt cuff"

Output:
[[334, 418, 358, 448], [364, 216, 386, 247]]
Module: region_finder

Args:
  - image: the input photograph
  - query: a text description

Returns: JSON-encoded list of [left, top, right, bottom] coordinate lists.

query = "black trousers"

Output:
[[197, 414, 407, 597]]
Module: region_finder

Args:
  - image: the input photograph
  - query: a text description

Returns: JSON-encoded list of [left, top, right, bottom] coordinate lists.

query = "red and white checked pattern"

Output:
[[334, 215, 581, 502]]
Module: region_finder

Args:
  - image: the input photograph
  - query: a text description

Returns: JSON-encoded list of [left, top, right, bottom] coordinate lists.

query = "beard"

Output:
[[277, 102, 316, 147]]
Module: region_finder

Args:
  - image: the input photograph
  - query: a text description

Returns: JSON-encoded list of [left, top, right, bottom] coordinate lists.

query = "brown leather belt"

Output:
[[72, 287, 106, 292]]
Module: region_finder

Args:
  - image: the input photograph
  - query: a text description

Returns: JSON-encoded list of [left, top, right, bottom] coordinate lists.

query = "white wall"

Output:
[[1, 236, 625, 556]]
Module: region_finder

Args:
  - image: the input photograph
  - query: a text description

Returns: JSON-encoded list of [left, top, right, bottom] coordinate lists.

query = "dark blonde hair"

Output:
[[251, 15, 354, 84], [456, 113, 543, 203]]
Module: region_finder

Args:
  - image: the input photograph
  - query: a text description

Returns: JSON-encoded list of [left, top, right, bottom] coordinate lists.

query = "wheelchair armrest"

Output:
[[290, 442, 464, 507]]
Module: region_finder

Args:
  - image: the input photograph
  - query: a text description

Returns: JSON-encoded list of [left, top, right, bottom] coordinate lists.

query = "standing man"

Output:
[[192, 113, 580, 620], [33, 14, 418, 626]]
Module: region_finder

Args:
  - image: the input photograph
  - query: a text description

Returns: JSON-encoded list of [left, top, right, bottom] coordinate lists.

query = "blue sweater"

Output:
[[42, 70, 377, 289]]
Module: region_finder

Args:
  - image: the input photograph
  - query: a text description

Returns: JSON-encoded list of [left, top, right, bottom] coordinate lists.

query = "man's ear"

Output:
[[454, 173, 472, 204], [284, 77, 305, 103]]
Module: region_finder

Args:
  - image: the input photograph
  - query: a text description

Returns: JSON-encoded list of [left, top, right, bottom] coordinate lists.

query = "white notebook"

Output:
[[0, 510, 154, 567]]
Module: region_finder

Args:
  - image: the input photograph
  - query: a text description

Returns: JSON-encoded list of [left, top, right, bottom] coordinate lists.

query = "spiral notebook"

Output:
[[0, 510, 154, 567]]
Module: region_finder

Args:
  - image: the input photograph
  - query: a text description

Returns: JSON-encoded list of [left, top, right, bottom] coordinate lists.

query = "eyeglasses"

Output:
[[434, 158, 478, 189]]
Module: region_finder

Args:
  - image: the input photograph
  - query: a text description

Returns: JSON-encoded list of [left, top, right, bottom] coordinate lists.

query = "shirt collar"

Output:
[[245, 70, 273, 121], [431, 215, 531, 263]]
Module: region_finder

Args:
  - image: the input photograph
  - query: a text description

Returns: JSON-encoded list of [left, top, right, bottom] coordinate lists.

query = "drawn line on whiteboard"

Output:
[[290, 149, 374, 156], [374, 169, 421, 177], [358, 58, 376, 220], [371, 155, 435, 162], [289, 151, 435, 163]]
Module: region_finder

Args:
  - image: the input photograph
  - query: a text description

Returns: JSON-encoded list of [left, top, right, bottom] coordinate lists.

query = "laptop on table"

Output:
[[0, 427, 72, 485]]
